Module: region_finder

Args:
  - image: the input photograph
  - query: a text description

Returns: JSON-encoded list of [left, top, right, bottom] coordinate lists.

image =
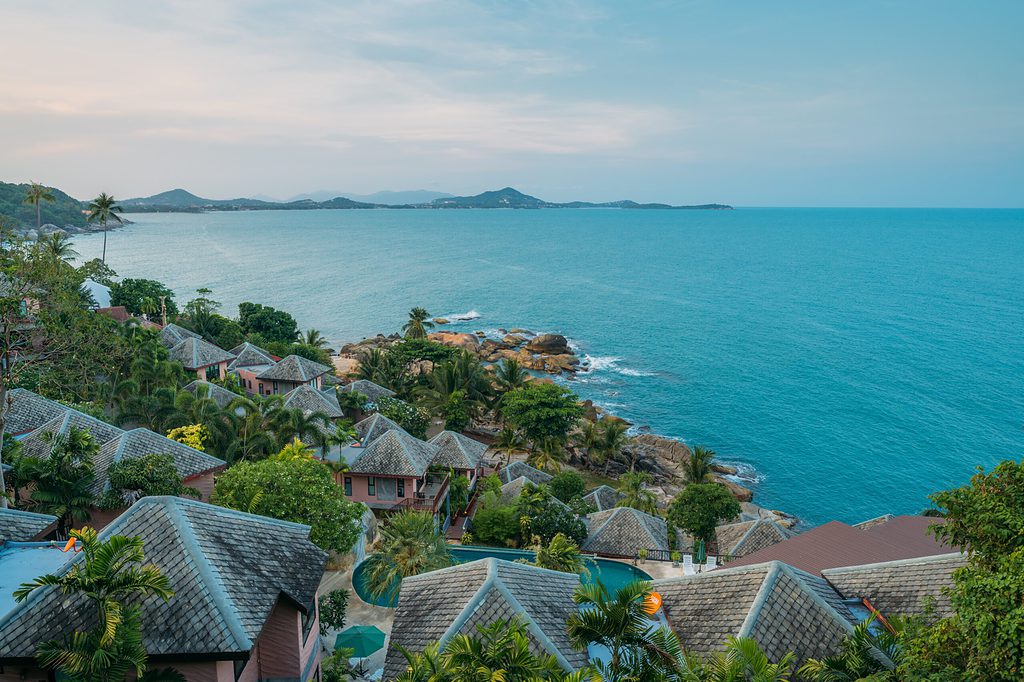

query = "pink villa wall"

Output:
[[185, 468, 221, 501], [343, 472, 419, 506], [236, 368, 264, 395], [199, 361, 229, 382]]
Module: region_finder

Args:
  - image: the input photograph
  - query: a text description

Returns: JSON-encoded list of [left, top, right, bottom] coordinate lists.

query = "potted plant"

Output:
[[637, 548, 648, 564], [671, 551, 681, 567]]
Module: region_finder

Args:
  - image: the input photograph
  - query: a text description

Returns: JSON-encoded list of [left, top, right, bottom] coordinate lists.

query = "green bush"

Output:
[[548, 471, 586, 503]]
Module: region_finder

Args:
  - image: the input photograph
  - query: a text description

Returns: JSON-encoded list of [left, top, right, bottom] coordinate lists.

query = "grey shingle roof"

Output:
[[498, 461, 552, 485], [0, 496, 327, 659], [383, 559, 587, 680], [3, 388, 73, 435], [283, 385, 343, 419], [499, 476, 571, 511], [159, 323, 200, 348], [227, 342, 277, 370], [339, 379, 396, 402], [822, 553, 965, 618], [168, 337, 236, 370], [582, 485, 622, 512], [429, 431, 486, 470], [714, 519, 792, 559], [354, 413, 406, 444], [9, 389, 225, 496], [349, 429, 438, 477], [256, 355, 331, 382], [583, 507, 669, 556], [656, 561, 857, 664], [0, 508, 57, 542], [183, 380, 240, 409]]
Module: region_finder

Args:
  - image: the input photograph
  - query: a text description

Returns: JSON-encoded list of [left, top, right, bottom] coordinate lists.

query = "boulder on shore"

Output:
[[502, 334, 527, 347], [525, 333, 570, 354], [427, 331, 479, 351], [433, 318, 450, 325]]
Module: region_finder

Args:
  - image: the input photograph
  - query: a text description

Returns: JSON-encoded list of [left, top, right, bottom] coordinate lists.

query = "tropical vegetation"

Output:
[[358, 510, 453, 605]]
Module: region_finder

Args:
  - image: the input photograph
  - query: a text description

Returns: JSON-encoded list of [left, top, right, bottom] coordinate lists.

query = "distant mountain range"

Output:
[[119, 186, 731, 212]]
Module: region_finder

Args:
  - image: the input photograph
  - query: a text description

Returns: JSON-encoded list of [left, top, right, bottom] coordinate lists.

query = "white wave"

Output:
[[580, 354, 656, 377], [437, 309, 481, 322], [723, 462, 765, 486], [616, 366, 658, 377]]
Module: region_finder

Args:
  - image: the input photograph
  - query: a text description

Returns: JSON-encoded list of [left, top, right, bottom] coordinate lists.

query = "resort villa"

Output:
[[3, 388, 227, 529], [255, 355, 332, 395], [228, 342, 279, 395], [0, 497, 328, 682]]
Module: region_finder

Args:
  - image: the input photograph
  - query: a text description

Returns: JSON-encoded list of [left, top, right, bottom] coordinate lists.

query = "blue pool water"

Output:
[[352, 545, 653, 607], [72, 208, 1024, 523]]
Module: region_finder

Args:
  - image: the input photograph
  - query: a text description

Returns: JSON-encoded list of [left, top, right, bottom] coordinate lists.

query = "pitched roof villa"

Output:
[[582, 485, 623, 512], [183, 379, 241, 409], [340, 379, 396, 402], [383, 559, 588, 680], [429, 430, 487, 471], [282, 384, 344, 420], [350, 429, 439, 479], [822, 553, 966, 617], [228, 341, 277, 370], [500, 476, 571, 510], [497, 461, 552, 485], [582, 506, 672, 557], [0, 508, 58, 542], [0, 497, 328, 682], [256, 354, 332, 390], [159, 322, 200, 347], [5, 389, 226, 517], [713, 518, 792, 559], [354, 412, 406, 444]]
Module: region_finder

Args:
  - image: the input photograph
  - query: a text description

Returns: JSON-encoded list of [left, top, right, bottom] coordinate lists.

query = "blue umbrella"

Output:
[[334, 625, 386, 658]]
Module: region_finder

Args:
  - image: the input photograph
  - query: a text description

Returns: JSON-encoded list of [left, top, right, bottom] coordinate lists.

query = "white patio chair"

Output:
[[706, 555, 717, 570], [682, 554, 694, 575]]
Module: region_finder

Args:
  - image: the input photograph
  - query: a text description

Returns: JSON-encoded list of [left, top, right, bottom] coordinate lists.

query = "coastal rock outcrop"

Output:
[[428, 331, 480, 351], [525, 333, 570, 355]]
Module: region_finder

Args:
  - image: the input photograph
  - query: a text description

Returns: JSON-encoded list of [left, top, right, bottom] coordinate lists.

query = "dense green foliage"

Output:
[[110, 278, 179, 317], [359, 511, 452, 606], [470, 482, 586, 548], [98, 454, 200, 510], [501, 383, 584, 446], [531, 533, 588, 574], [402, 307, 434, 339], [615, 471, 659, 516], [0, 181, 87, 228], [238, 301, 299, 343], [390, 338, 459, 365], [212, 454, 364, 553], [667, 483, 741, 550], [26, 427, 98, 534], [376, 396, 429, 439], [318, 589, 349, 636], [548, 471, 586, 503]]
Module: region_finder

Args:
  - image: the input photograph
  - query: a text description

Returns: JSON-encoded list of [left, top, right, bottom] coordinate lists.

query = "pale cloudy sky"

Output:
[[1, 0, 1021, 206]]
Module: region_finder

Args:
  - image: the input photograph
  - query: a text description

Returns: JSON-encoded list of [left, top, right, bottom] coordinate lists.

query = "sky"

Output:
[[1, 1, 1022, 207]]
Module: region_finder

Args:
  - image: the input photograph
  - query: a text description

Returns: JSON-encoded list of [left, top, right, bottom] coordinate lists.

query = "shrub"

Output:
[[548, 471, 586, 503]]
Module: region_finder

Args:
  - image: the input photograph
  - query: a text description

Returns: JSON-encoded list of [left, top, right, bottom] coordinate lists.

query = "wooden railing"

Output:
[[391, 473, 450, 514]]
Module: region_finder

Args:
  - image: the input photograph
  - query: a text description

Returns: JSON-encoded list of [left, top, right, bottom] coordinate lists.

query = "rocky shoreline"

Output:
[[15, 220, 129, 241], [335, 323, 798, 528]]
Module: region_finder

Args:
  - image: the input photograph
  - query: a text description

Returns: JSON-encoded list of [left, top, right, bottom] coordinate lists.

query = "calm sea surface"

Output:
[[72, 208, 1024, 524]]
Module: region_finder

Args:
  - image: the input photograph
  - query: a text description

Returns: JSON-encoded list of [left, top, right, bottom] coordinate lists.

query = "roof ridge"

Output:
[[821, 551, 965, 574], [651, 560, 777, 587], [134, 495, 315, 533], [159, 497, 253, 651], [775, 563, 858, 635], [489, 568, 575, 671], [736, 560, 783, 638], [437, 558, 499, 646], [0, 507, 57, 521]]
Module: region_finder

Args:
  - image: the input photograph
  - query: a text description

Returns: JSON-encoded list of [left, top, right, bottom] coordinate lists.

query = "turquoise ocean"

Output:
[[72, 208, 1024, 524]]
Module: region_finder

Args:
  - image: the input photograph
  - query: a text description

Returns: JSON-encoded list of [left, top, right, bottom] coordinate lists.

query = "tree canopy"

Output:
[[110, 279, 178, 317], [667, 483, 741, 550], [501, 383, 584, 446], [238, 302, 299, 344]]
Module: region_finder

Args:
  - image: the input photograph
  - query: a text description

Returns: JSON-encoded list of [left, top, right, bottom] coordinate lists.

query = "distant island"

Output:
[[118, 186, 732, 212], [0, 180, 732, 233]]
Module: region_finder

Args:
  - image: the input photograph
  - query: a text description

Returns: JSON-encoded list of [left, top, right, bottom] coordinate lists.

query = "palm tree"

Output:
[[23, 181, 55, 229], [527, 437, 566, 473], [86, 193, 124, 265], [566, 579, 679, 681], [799, 616, 901, 681], [224, 396, 285, 462], [37, 231, 79, 264], [303, 329, 327, 348], [493, 359, 527, 414], [534, 533, 588, 575], [704, 637, 795, 681], [360, 510, 453, 606], [270, 407, 331, 450], [30, 427, 98, 536], [14, 526, 173, 680], [573, 419, 602, 467], [443, 620, 570, 681], [616, 471, 659, 516], [402, 307, 434, 339], [493, 426, 526, 469], [275, 437, 315, 460], [336, 388, 369, 419], [598, 419, 630, 475], [139, 297, 159, 319], [683, 446, 716, 485]]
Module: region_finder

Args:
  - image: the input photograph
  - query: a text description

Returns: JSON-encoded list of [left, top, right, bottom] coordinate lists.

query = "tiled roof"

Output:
[[283, 385, 343, 419], [349, 429, 438, 477], [583, 507, 669, 556], [3, 388, 76, 435], [159, 323, 200, 348], [822, 553, 965, 618], [714, 519, 791, 559], [383, 559, 587, 680], [429, 431, 486, 470], [0, 496, 327, 659], [354, 413, 406, 444], [858, 515, 953, 555], [168, 337, 236, 371], [582, 485, 622, 512], [499, 477, 571, 511], [656, 561, 857, 664], [256, 355, 331, 383], [497, 461, 552, 485], [725, 519, 952, 577], [183, 380, 240, 409], [228, 342, 277, 370], [339, 379, 396, 402], [0, 508, 57, 542], [8, 389, 225, 497]]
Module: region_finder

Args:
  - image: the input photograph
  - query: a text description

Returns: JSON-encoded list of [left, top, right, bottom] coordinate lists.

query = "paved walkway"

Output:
[[318, 567, 396, 681]]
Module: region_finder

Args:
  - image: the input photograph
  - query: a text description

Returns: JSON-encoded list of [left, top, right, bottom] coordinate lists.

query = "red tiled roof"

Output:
[[724, 517, 952, 577]]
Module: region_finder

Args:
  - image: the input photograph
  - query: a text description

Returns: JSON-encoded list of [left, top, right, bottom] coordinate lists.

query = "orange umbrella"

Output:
[[643, 591, 662, 615]]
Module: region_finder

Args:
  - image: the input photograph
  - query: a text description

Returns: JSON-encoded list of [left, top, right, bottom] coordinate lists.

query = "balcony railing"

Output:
[[391, 472, 450, 514]]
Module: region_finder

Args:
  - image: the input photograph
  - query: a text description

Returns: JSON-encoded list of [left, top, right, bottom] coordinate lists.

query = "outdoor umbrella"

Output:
[[334, 625, 387, 658]]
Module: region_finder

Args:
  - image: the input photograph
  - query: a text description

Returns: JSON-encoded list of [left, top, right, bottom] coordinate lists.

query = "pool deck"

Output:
[[318, 567, 394, 680]]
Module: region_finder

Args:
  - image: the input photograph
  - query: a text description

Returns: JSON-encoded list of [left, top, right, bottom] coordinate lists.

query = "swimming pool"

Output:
[[352, 545, 653, 607]]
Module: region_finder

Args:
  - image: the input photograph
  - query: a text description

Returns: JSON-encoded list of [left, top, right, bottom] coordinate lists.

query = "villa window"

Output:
[[367, 477, 375, 496], [344, 477, 352, 496], [258, 383, 264, 394], [272, 381, 279, 393], [397, 479, 405, 497]]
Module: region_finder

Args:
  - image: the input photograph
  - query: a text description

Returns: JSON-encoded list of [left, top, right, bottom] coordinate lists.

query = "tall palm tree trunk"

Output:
[[36, 202, 41, 229], [101, 220, 108, 264]]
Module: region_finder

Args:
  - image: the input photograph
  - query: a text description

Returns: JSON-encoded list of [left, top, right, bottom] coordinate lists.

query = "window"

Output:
[[367, 477, 375, 496], [258, 383, 264, 395], [397, 479, 405, 497], [233, 659, 247, 681], [344, 477, 352, 496], [272, 381, 279, 393]]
